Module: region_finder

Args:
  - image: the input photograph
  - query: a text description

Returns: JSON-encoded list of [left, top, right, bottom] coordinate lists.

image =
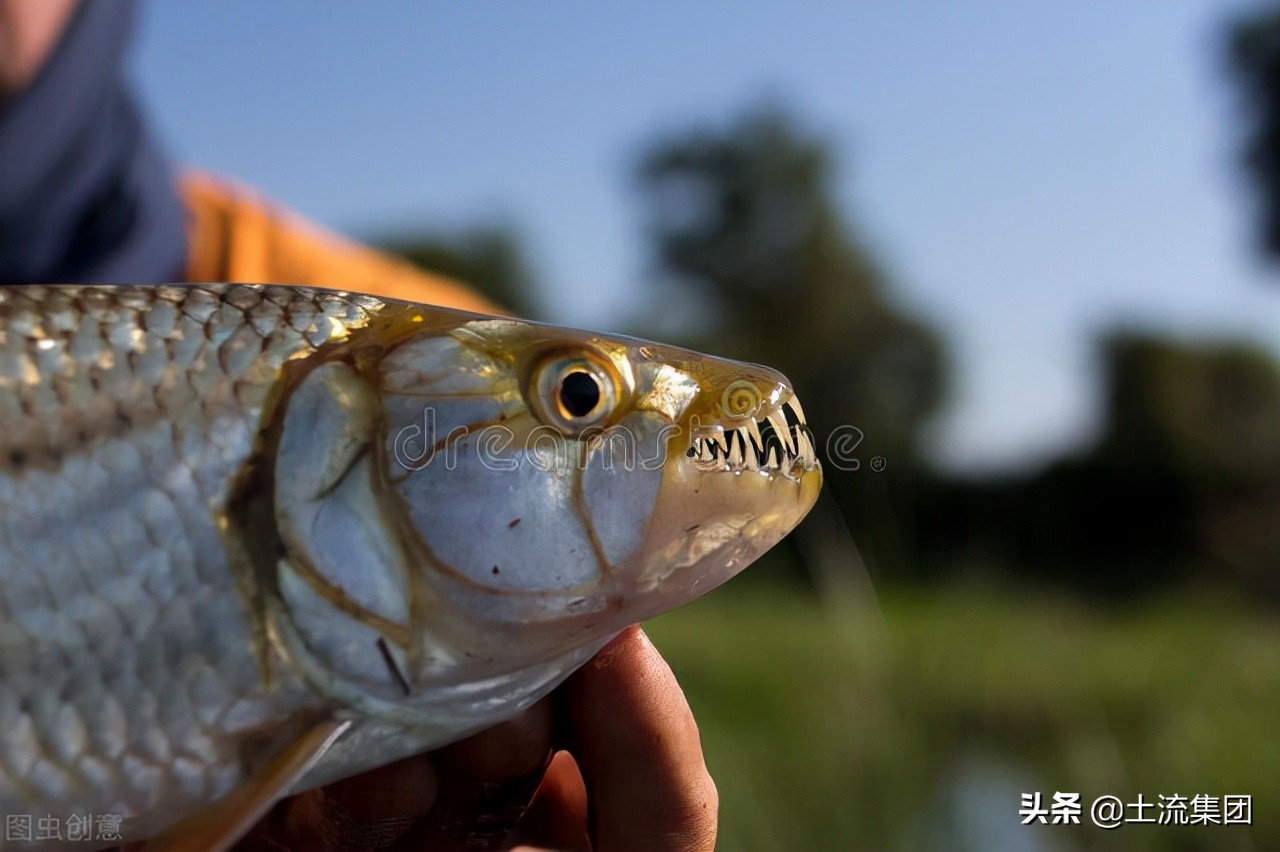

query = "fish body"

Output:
[[0, 284, 820, 847]]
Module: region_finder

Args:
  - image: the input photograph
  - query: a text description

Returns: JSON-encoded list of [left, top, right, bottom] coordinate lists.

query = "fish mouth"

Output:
[[684, 395, 819, 479]]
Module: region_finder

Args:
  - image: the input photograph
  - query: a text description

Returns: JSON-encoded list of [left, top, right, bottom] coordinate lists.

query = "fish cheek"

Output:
[[394, 440, 603, 594], [581, 432, 665, 569]]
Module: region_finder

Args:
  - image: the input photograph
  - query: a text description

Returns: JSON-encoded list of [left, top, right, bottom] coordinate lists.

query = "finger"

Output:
[[235, 752, 437, 852], [389, 696, 556, 851], [566, 626, 718, 852], [511, 750, 591, 852]]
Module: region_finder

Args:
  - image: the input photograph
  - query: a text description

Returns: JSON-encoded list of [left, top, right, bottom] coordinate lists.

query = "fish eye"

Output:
[[531, 350, 621, 435], [559, 370, 601, 418]]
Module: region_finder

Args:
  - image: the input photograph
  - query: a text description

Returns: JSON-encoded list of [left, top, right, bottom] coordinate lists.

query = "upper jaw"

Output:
[[685, 394, 819, 481]]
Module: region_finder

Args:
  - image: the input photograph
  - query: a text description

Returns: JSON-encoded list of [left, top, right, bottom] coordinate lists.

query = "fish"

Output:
[[0, 284, 821, 850]]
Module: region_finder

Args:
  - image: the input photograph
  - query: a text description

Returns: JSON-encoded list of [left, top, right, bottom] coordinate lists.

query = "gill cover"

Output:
[[272, 361, 415, 701]]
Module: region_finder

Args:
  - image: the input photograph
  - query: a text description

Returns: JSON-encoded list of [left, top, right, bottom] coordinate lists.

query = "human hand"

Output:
[[234, 625, 718, 852]]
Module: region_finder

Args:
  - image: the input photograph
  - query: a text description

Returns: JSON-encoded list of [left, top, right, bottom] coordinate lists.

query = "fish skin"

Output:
[[0, 284, 821, 848], [0, 286, 381, 847]]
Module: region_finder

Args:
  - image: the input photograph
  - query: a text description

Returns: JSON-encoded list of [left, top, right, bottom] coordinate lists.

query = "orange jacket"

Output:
[[180, 171, 499, 313]]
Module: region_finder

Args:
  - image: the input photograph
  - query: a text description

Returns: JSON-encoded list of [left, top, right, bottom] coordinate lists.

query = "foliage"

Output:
[[916, 332, 1280, 600], [648, 583, 1280, 852], [1227, 4, 1280, 262], [1094, 330, 1280, 486]]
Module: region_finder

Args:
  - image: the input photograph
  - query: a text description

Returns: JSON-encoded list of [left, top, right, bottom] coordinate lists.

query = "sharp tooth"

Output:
[[768, 410, 794, 455], [787, 396, 807, 425], [765, 445, 779, 469], [716, 430, 730, 455], [728, 431, 744, 466], [745, 417, 763, 452], [797, 428, 814, 465]]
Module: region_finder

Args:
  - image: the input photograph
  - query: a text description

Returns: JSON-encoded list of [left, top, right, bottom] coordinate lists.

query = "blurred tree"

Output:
[[635, 106, 946, 468], [1095, 331, 1280, 484], [1084, 331, 1280, 594], [380, 224, 541, 318], [918, 330, 1280, 598], [1227, 4, 1280, 261], [633, 105, 948, 587]]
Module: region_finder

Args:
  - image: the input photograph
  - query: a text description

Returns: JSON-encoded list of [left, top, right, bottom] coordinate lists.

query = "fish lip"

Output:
[[683, 393, 820, 481]]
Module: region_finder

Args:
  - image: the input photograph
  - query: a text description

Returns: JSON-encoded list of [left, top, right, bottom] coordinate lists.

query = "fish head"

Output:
[[269, 308, 821, 722]]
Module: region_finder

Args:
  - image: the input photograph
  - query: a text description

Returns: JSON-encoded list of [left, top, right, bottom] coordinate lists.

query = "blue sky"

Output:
[[130, 1, 1279, 472]]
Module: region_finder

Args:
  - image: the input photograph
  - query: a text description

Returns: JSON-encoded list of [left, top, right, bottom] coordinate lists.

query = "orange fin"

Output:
[[143, 716, 353, 852]]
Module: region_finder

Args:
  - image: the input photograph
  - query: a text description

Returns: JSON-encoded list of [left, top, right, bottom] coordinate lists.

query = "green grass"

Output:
[[646, 582, 1280, 852]]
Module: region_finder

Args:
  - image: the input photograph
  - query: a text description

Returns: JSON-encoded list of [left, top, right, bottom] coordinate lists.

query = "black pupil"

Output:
[[560, 371, 601, 418]]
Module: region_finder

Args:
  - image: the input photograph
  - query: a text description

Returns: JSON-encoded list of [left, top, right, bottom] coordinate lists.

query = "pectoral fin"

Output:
[[143, 716, 353, 852]]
